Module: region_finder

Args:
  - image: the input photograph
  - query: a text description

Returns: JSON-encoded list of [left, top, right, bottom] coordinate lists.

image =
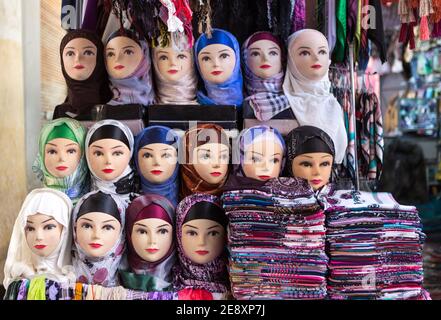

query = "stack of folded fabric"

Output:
[[423, 242, 441, 300], [319, 190, 427, 300], [222, 178, 328, 300]]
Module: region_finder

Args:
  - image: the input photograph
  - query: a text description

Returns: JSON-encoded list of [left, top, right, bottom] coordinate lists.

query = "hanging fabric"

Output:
[[333, 0, 347, 62]]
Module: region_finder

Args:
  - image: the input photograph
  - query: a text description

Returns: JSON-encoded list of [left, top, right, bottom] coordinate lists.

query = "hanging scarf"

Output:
[[282, 29, 347, 164], [194, 28, 244, 107], [134, 126, 180, 207], [242, 32, 290, 121], [333, 0, 347, 62], [180, 124, 230, 198], [173, 193, 229, 293], [3, 188, 74, 290], [85, 119, 135, 205], [32, 118, 89, 205], [152, 43, 198, 104], [232, 125, 286, 178], [123, 194, 176, 291], [27, 276, 47, 300], [285, 125, 336, 177], [58, 29, 112, 116], [105, 30, 155, 106], [327, 0, 337, 52], [71, 190, 126, 287], [291, 0, 306, 32]]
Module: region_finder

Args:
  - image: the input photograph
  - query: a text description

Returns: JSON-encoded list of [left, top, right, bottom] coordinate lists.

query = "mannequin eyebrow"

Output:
[[79, 217, 93, 221], [111, 145, 125, 149], [249, 46, 279, 51], [207, 224, 221, 229], [122, 46, 135, 49], [156, 224, 170, 228], [134, 223, 148, 227], [184, 224, 198, 229], [82, 46, 95, 49], [157, 50, 169, 55], [250, 151, 263, 156], [42, 218, 55, 223], [102, 219, 117, 223]]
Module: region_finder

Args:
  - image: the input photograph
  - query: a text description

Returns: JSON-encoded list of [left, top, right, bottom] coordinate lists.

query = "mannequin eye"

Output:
[[221, 153, 229, 161], [44, 224, 57, 231], [299, 161, 312, 167], [93, 150, 103, 157], [84, 50, 95, 56], [142, 152, 153, 159], [299, 50, 310, 56], [65, 50, 75, 57], [177, 54, 187, 60], [201, 56, 210, 62], [269, 50, 279, 56], [67, 148, 77, 154], [159, 55, 168, 61], [250, 51, 260, 57], [158, 228, 169, 235], [208, 230, 220, 237], [81, 222, 93, 229], [112, 151, 124, 156], [25, 225, 35, 232], [272, 158, 281, 164], [47, 149, 57, 155], [124, 49, 134, 55], [162, 152, 172, 159], [318, 49, 328, 55], [186, 230, 197, 236], [320, 161, 331, 167], [200, 152, 210, 160], [103, 224, 115, 231], [251, 156, 262, 163], [219, 53, 230, 59], [136, 228, 148, 235], [106, 52, 115, 58]]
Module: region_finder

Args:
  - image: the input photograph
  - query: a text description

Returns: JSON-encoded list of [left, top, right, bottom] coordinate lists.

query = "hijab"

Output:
[[71, 190, 126, 287], [173, 193, 229, 292], [85, 119, 135, 205], [194, 29, 244, 107], [242, 31, 290, 121], [125, 194, 176, 290], [3, 188, 73, 289], [180, 124, 230, 198], [32, 117, 89, 204], [282, 29, 347, 163], [59, 29, 112, 116], [105, 29, 155, 106], [134, 126, 180, 207]]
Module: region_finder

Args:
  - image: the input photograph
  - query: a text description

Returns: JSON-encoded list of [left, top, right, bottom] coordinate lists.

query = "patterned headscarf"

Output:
[[134, 126, 180, 207], [33, 118, 89, 205], [105, 30, 155, 106], [85, 119, 135, 205], [195, 29, 244, 107], [125, 194, 176, 290], [242, 31, 290, 121], [180, 124, 230, 198], [286, 125, 335, 176], [71, 190, 126, 287], [173, 193, 229, 293]]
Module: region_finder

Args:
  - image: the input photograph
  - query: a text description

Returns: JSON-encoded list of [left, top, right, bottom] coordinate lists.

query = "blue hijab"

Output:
[[195, 28, 244, 107], [134, 126, 180, 207]]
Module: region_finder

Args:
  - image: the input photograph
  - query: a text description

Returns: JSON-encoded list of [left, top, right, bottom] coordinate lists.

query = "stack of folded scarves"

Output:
[[319, 190, 427, 300], [222, 178, 328, 300]]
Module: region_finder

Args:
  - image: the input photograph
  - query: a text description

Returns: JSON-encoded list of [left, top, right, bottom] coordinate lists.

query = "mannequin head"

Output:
[[180, 201, 227, 265], [153, 46, 194, 82], [240, 127, 285, 181], [245, 32, 283, 79], [25, 213, 63, 257], [192, 142, 229, 184], [75, 192, 122, 258], [138, 143, 178, 184], [105, 34, 144, 79], [62, 37, 97, 81], [287, 126, 335, 190], [197, 44, 236, 84], [289, 29, 330, 81]]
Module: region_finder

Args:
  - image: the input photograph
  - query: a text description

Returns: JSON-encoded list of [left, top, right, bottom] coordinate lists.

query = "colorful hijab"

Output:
[[242, 32, 290, 121], [3, 188, 74, 289], [85, 119, 135, 205], [233, 125, 286, 177], [152, 43, 198, 104], [286, 125, 336, 177], [134, 126, 180, 207], [71, 190, 126, 287], [125, 194, 176, 291], [180, 124, 230, 198], [59, 29, 112, 116], [105, 30, 155, 106], [174, 194, 229, 292], [282, 29, 347, 164], [32, 118, 89, 204], [195, 29, 244, 107]]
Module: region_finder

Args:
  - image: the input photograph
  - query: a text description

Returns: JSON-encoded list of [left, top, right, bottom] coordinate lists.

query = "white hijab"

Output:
[[283, 29, 348, 163], [3, 188, 74, 289]]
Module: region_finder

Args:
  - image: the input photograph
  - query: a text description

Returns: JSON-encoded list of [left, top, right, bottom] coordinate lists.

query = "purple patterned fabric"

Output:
[[291, 0, 306, 33], [17, 279, 29, 300]]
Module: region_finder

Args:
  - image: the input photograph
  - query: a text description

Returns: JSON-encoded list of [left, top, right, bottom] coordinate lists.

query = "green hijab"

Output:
[[33, 117, 89, 204]]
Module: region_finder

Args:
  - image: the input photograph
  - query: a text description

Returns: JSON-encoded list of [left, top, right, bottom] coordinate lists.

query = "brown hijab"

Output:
[[58, 29, 112, 116], [180, 124, 230, 199]]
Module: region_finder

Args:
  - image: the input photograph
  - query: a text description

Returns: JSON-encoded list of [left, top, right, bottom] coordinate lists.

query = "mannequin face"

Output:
[[137, 143, 178, 184], [291, 152, 333, 190], [25, 213, 63, 257], [105, 36, 143, 79], [198, 44, 236, 84], [246, 40, 282, 79], [154, 46, 193, 82], [242, 139, 283, 181], [131, 218, 173, 262], [88, 138, 131, 181], [44, 138, 81, 178], [75, 212, 121, 258], [181, 219, 225, 264], [63, 38, 97, 81], [291, 31, 330, 81], [192, 143, 229, 184]]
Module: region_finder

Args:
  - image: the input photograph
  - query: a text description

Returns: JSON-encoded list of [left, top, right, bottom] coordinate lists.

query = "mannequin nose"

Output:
[[152, 155, 160, 166], [213, 57, 220, 67], [35, 228, 44, 241], [92, 228, 101, 240], [197, 234, 207, 246], [104, 153, 111, 165], [74, 52, 81, 64], [148, 234, 157, 246], [312, 165, 320, 176], [169, 56, 178, 66]]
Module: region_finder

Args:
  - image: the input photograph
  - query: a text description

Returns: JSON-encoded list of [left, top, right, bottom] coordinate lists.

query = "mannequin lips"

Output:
[[260, 64, 271, 69], [211, 71, 223, 76], [34, 245, 47, 250], [56, 166, 68, 171], [74, 64, 85, 70], [145, 248, 159, 253], [210, 172, 222, 177], [258, 175, 271, 180], [89, 243, 102, 249], [167, 69, 178, 74], [311, 179, 322, 185], [311, 64, 322, 69], [150, 170, 163, 175], [114, 65, 125, 70], [102, 168, 114, 174], [195, 250, 209, 255]]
